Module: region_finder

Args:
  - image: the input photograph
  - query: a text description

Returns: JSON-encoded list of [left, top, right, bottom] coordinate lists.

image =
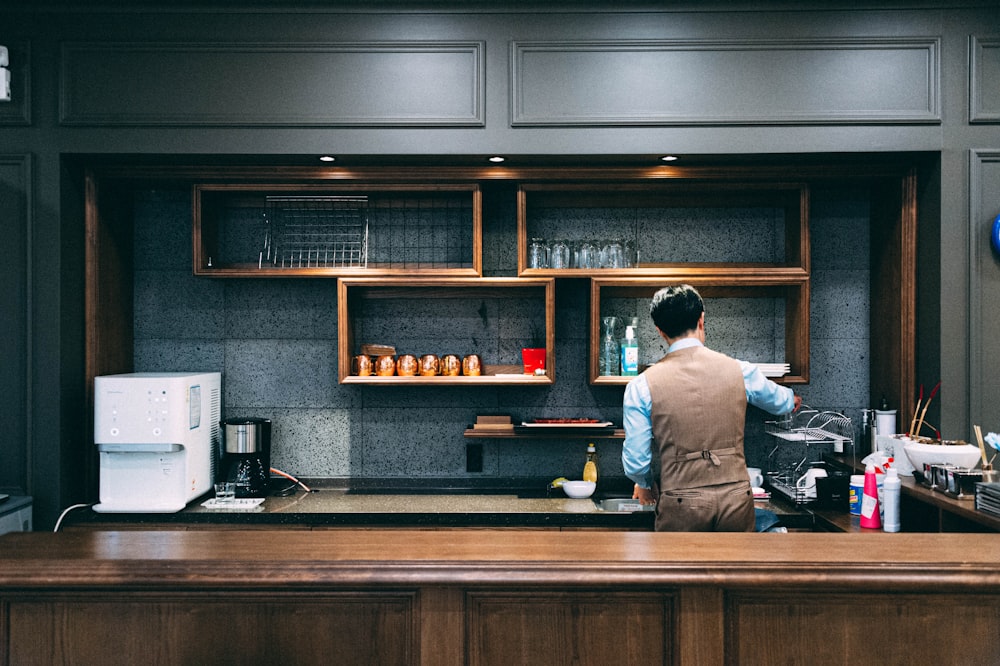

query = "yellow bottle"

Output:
[[583, 443, 599, 484]]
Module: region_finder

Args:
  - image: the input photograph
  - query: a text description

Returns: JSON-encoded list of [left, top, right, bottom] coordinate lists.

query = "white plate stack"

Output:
[[753, 362, 791, 378]]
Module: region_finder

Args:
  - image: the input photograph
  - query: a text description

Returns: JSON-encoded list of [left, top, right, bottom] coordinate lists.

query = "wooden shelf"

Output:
[[193, 183, 483, 277], [516, 181, 809, 276], [337, 277, 555, 385], [344, 373, 552, 386], [464, 428, 625, 439], [589, 277, 809, 385]]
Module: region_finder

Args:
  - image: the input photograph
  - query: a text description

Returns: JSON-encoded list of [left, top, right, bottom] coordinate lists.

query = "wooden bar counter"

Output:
[[2, 529, 999, 665]]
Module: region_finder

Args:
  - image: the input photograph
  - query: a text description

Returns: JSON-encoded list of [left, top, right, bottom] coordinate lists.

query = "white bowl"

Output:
[[903, 441, 982, 472], [562, 480, 596, 499]]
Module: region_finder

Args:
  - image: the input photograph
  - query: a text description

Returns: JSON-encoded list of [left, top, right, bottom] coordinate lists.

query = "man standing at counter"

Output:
[[622, 284, 800, 531]]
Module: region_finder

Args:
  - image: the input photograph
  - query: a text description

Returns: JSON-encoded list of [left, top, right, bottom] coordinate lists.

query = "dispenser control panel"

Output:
[[94, 372, 213, 444]]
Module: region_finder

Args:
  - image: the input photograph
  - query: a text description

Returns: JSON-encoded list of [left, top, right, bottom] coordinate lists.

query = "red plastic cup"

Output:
[[521, 348, 546, 375]]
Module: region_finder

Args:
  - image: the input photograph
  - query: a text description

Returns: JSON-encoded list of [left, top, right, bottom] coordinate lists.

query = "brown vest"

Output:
[[645, 345, 748, 490]]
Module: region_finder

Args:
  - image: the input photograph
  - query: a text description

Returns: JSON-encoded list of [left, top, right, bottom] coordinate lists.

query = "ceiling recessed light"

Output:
[[488, 156, 506, 163], [660, 155, 679, 162], [319, 156, 336, 162]]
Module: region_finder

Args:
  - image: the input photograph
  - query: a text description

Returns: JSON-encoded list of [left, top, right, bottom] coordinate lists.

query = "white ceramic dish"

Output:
[[562, 480, 596, 499], [903, 442, 982, 472], [520, 421, 613, 429]]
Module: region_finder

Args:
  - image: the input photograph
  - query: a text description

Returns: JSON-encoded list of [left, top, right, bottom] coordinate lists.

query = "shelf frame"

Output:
[[463, 428, 625, 439], [337, 277, 556, 385], [516, 181, 809, 278], [193, 182, 483, 277], [589, 276, 810, 386]]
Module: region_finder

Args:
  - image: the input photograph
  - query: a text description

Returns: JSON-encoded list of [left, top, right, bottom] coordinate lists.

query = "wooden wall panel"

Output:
[[0, 154, 30, 495], [5, 592, 417, 666], [728, 591, 1000, 665], [466, 590, 674, 666], [511, 38, 940, 126], [970, 37, 1000, 123], [60, 41, 484, 127]]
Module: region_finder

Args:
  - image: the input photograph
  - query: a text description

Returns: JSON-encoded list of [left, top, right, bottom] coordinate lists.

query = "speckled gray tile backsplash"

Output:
[[132, 185, 870, 483]]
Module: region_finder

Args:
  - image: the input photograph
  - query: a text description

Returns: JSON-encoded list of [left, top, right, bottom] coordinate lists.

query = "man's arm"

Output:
[[741, 361, 798, 415], [622, 376, 657, 504]]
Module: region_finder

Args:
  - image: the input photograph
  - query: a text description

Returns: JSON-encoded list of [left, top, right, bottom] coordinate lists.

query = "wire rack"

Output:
[[262, 196, 369, 269], [764, 406, 854, 504], [366, 194, 474, 270]]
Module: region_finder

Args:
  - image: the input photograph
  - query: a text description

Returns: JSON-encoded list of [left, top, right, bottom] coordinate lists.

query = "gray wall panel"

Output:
[[60, 41, 484, 127], [969, 150, 1000, 429], [971, 37, 1000, 123], [0, 154, 30, 495], [512, 38, 940, 126]]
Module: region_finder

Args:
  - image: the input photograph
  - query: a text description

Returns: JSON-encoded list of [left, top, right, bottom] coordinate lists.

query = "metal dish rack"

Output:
[[261, 195, 369, 269], [764, 406, 854, 504]]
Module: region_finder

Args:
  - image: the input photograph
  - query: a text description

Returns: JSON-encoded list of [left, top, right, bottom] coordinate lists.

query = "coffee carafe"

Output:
[[222, 417, 271, 498]]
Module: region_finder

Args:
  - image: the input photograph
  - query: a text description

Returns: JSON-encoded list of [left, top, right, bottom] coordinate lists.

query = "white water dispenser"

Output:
[[93, 372, 221, 513]]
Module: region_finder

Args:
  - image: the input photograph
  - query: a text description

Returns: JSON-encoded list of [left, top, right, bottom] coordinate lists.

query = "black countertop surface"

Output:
[[64, 477, 812, 530]]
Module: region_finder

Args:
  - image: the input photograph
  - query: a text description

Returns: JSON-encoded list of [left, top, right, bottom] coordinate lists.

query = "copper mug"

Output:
[[419, 354, 440, 376], [352, 354, 372, 377], [440, 354, 461, 376], [374, 355, 396, 377], [462, 354, 482, 376], [397, 354, 418, 377]]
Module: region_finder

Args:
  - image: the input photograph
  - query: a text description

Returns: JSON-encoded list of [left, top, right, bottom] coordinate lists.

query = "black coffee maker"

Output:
[[221, 417, 271, 498]]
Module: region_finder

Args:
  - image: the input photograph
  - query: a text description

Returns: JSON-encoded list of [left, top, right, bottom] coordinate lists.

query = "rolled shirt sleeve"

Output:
[[622, 374, 656, 489], [740, 360, 796, 416]]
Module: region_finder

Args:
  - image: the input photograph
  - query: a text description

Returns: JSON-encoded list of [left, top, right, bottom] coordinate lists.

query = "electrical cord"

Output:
[[270, 467, 314, 493], [53, 503, 93, 532]]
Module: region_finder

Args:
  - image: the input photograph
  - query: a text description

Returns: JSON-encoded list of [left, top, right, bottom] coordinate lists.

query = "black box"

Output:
[[815, 472, 851, 510]]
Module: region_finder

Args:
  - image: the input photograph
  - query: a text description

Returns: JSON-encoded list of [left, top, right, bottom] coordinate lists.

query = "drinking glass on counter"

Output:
[[213, 481, 235, 504]]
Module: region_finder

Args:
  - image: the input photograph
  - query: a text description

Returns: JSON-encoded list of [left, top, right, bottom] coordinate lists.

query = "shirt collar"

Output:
[[666, 337, 704, 354]]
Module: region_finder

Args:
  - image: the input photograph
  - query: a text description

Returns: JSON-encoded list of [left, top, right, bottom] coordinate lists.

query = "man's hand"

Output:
[[793, 395, 802, 412], [633, 483, 658, 506]]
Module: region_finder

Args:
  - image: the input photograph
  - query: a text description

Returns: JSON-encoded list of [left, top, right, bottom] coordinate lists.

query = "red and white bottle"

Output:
[[860, 464, 882, 529]]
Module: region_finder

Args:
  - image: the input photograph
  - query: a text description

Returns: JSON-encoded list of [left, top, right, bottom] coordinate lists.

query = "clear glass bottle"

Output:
[[600, 316, 619, 376]]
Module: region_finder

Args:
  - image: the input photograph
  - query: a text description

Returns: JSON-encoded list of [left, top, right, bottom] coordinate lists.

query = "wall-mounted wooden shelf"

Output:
[[589, 276, 809, 385], [463, 428, 625, 439], [337, 277, 555, 385], [194, 183, 483, 277], [516, 181, 809, 277]]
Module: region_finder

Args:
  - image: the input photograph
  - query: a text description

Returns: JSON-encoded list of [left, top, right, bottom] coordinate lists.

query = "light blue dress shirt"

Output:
[[621, 338, 795, 489]]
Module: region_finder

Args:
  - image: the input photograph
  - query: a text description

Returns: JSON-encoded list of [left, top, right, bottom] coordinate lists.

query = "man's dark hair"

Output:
[[649, 284, 704, 338]]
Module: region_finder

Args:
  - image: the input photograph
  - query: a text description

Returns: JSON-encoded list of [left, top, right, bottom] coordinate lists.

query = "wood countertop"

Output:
[[5, 529, 999, 665], [2, 529, 999, 591]]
